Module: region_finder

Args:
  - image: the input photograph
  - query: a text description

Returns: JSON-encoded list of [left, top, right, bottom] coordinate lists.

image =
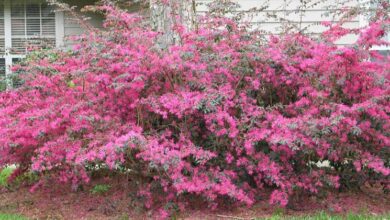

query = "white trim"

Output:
[[4, 0, 11, 52], [5, 55, 12, 89], [55, 10, 64, 47], [3, 0, 12, 89]]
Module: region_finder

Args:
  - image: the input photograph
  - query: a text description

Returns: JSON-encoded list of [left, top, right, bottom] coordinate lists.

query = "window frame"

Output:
[[0, 0, 64, 89]]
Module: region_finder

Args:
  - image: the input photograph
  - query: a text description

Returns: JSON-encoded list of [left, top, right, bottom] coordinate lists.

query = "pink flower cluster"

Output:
[[0, 3, 389, 213]]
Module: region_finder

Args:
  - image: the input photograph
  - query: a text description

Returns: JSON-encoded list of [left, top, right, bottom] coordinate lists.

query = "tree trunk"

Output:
[[150, 0, 196, 48]]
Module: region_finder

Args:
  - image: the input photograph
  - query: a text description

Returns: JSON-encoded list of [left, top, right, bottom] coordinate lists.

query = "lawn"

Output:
[[0, 214, 27, 220], [264, 212, 390, 220], [0, 166, 15, 187]]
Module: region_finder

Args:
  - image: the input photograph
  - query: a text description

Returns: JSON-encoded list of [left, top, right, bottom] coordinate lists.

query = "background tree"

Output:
[[150, 0, 196, 47]]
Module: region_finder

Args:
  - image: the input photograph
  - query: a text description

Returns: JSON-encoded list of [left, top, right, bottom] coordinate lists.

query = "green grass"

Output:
[[0, 165, 39, 189], [262, 211, 390, 220], [0, 214, 27, 220], [90, 184, 111, 195], [0, 166, 16, 187]]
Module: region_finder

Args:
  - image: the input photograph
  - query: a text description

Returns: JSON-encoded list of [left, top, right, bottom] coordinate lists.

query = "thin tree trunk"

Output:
[[150, 0, 196, 48]]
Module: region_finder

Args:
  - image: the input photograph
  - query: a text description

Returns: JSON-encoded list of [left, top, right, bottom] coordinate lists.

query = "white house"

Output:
[[0, 0, 388, 79]]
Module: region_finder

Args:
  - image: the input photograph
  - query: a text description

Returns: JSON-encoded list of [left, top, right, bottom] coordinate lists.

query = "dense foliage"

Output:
[[0, 1, 389, 216]]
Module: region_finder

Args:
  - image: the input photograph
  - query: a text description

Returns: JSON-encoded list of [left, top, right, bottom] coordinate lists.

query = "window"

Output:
[[0, 2, 5, 56], [0, 2, 6, 87], [10, 1, 56, 54], [0, 58, 5, 76], [0, 0, 62, 90]]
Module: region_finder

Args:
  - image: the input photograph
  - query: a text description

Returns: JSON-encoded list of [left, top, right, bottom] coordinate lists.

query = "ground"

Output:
[[0, 179, 389, 220]]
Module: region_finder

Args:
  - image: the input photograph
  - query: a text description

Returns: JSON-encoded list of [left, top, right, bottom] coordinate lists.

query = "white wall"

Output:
[[61, 0, 103, 47], [60, 0, 363, 46], [195, 0, 361, 45], [63, 12, 103, 47]]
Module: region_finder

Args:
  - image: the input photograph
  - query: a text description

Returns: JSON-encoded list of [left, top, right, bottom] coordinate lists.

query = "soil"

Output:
[[0, 180, 389, 220]]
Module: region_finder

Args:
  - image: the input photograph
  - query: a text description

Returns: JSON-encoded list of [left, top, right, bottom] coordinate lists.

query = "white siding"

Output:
[[196, 0, 361, 45], [59, 0, 364, 46], [63, 12, 103, 47], [61, 0, 103, 47]]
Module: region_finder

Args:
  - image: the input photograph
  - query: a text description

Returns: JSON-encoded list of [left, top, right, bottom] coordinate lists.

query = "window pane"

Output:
[[0, 58, 5, 76], [0, 58, 5, 91], [11, 38, 27, 54], [12, 58, 22, 65], [0, 19, 4, 36], [11, 3, 25, 17], [0, 3, 4, 18], [26, 4, 40, 18], [41, 4, 55, 18], [11, 19, 26, 35], [0, 6, 3, 54], [43, 38, 55, 48], [0, 38, 4, 55], [42, 19, 55, 35], [28, 38, 55, 49], [27, 19, 41, 36]]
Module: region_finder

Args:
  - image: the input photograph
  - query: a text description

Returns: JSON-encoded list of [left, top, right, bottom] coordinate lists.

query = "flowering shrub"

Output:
[[0, 1, 389, 214]]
